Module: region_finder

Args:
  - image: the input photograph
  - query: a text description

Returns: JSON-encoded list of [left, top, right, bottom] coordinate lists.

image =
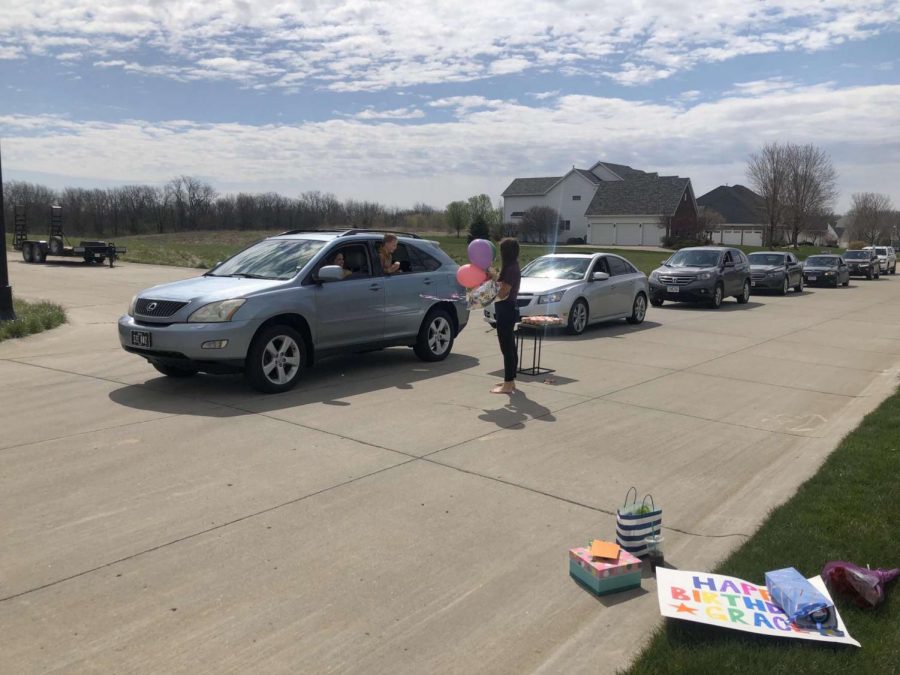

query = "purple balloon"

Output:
[[467, 239, 493, 269]]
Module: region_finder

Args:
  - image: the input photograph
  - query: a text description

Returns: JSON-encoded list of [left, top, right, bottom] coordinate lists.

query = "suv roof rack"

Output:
[[277, 228, 421, 239]]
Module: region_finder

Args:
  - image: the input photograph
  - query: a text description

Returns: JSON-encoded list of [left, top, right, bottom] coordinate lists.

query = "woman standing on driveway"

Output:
[[491, 237, 521, 394]]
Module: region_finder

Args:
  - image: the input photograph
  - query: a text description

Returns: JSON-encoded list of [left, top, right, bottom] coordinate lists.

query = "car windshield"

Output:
[[522, 257, 590, 280], [207, 238, 326, 280], [665, 250, 721, 268], [875, 248, 887, 255], [748, 253, 785, 266], [805, 256, 838, 267], [843, 251, 869, 259]]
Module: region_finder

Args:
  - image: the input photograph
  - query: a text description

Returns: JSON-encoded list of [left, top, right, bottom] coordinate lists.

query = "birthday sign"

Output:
[[656, 568, 859, 647]]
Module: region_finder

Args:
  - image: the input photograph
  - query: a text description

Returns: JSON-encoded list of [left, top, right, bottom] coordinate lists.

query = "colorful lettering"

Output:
[[693, 576, 717, 591], [728, 608, 748, 624], [671, 587, 690, 601], [766, 602, 785, 615], [772, 616, 791, 631], [706, 606, 727, 622], [740, 583, 758, 596], [742, 597, 768, 612], [719, 580, 741, 594], [759, 588, 771, 602], [692, 590, 702, 603], [701, 591, 721, 605], [721, 593, 741, 607], [754, 613, 774, 629]]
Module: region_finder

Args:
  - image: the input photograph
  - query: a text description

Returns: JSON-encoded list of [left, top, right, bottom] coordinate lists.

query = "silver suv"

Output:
[[118, 230, 469, 392], [864, 246, 897, 275]]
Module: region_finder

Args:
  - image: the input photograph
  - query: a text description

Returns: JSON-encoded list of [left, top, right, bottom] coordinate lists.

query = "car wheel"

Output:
[[414, 308, 454, 362], [779, 276, 789, 295], [891, 264, 896, 275], [151, 362, 198, 378], [49, 237, 65, 256], [866, 269, 873, 280], [245, 324, 306, 393], [627, 293, 647, 325], [736, 280, 751, 304], [794, 276, 804, 293], [709, 283, 724, 309], [842, 277, 849, 287], [22, 242, 34, 263], [566, 298, 589, 335], [650, 296, 664, 307]]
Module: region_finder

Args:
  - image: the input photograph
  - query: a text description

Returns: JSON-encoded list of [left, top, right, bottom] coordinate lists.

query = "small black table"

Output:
[[514, 321, 557, 376]]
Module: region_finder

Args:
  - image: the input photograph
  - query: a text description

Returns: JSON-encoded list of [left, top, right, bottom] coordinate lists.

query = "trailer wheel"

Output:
[[22, 242, 34, 263], [49, 237, 64, 256], [32, 245, 46, 264]]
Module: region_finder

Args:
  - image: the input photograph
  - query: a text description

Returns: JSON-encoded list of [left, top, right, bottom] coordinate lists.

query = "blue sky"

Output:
[[2, 1, 899, 211]]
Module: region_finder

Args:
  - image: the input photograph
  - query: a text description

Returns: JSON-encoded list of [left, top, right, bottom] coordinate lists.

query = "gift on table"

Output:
[[569, 546, 643, 596]]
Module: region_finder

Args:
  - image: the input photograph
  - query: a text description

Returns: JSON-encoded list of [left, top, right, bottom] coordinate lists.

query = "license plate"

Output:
[[666, 286, 680, 293], [751, 281, 756, 287], [131, 330, 151, 348], [807, 275, 816, 281]]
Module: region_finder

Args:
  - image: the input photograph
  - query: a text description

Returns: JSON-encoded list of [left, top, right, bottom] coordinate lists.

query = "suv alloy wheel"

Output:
[[245, 324, 306, 393]]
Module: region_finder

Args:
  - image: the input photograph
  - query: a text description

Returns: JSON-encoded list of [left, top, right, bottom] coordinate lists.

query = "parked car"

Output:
[[864, 246, 897, 274], [483, 253, 649, 335], [802, 255, 849, 287], [843, 249, 881, 279], [649, 247, 751, 309], [119, 230, 469, 392], [747, 251, 804, 294]]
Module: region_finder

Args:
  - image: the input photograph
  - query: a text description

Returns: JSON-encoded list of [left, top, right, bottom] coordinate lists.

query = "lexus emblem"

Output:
[[146, 302, 158, 312]]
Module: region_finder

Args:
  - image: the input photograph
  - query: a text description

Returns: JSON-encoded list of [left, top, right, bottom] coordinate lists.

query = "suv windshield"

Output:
[[748, 253, 786, 266], [208, 239, 326, 280], [522, 257, 590, 280], [843, 251, 869, 260], [875, 248, 887, 255], [665, 250, 721, 268], [805, 256, 838, 267]]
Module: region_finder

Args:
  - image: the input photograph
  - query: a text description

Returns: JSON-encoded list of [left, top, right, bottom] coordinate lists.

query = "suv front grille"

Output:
[[135, 299, 187, 317], [751, 273, 767, 280], [657, 275, 694, 285]]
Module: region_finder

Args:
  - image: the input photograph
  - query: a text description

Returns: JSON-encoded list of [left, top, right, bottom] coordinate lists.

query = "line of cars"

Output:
[[118, 232, 896, 392]]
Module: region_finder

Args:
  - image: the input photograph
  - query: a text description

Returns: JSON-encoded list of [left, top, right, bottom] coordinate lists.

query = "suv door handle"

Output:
[[423, 277, 433, 286], [369, 283, 381, 292]]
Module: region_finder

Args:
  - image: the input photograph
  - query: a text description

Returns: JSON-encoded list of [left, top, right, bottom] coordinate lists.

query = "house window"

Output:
[[510, 211, 524, 218], [572, 195, 581, 201], [562, 220, 571, 231]]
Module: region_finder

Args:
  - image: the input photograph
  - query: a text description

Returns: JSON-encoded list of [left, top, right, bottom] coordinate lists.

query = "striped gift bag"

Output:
[[615, 487, 662, 557]]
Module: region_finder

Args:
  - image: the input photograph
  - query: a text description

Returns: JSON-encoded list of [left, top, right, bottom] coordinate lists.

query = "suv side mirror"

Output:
[[591, 271, 610, 281], [317, 265, 345, 282]]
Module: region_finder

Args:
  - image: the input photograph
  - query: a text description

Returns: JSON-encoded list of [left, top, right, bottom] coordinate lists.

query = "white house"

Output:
[[501, 161, 697, 246]]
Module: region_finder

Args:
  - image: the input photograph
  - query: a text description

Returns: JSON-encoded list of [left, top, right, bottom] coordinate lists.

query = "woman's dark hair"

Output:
[[499, 237, 520, 269]]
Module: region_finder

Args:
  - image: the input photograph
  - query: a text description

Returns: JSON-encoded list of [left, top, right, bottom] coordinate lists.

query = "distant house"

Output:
[[501, 161, 697, 246], [698, 184, 837, 247]]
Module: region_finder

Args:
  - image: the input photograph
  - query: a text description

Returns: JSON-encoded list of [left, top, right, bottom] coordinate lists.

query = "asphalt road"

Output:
[[2, 253, 899, 673]]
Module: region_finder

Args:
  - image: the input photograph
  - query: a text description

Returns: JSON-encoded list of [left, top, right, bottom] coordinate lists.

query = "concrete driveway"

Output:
[[2, 253, 899, 673]]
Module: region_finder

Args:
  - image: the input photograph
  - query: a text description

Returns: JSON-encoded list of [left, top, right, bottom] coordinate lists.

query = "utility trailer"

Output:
[[13, 205, 126, 268]]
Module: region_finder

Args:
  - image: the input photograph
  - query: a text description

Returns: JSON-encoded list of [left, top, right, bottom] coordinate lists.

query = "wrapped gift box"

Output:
[[569, 546, 642, 596]]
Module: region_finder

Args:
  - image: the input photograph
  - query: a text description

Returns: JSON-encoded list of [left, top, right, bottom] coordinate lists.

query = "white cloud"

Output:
[[350, 107, 426, 120], [727, 77, 801, 96], [3, 82, 898, 211], [528, 90, 560, 100], [2, 1, 898, 90]]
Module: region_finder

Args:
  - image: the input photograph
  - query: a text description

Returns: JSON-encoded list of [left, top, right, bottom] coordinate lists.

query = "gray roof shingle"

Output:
[[501, 176, 562, 196], [585, 174, 689, 216], [696, 185, 764, 224]]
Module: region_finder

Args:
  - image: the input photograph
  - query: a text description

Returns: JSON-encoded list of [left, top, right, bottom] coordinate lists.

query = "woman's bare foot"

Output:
[[491, 383, 516, 394]]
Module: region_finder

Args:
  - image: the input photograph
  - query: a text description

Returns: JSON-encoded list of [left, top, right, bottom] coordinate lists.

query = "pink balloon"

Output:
[[468, 239, 493, 270], [456, 264, 488, 289]]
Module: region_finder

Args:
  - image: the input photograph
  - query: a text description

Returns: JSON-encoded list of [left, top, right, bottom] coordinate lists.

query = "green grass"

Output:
[[0, 298, 67, 342], [624, 388, 900, 675]]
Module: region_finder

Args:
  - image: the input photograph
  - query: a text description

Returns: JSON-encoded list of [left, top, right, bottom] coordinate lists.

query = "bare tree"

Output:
[[783, 144, 838, 246], [519, 206, 559, 243], [747, 142, 789, 247], [847, 192, 894, 245]]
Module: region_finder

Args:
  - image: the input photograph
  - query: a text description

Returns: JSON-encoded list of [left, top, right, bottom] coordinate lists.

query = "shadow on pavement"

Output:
[[477, 389, 556, 429], [109, 349, 480, 416]]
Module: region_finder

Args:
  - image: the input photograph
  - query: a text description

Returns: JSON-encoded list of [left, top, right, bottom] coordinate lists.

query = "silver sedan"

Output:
[[484, 253, 650, 335]]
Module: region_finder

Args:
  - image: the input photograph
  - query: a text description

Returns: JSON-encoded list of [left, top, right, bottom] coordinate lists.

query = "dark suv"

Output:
[[649, 247, 752, 309], [843, 249, 881, 279]]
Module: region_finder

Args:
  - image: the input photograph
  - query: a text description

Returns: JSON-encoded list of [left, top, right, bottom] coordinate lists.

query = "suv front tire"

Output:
[[414, 308, 454, 362], [246, 324, 306, 393]]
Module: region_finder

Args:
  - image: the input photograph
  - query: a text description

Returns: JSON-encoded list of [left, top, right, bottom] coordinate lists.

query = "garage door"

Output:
[[590, 224, 615, 246], [616, 224, 642, 246], [642, 224, 664, 245]]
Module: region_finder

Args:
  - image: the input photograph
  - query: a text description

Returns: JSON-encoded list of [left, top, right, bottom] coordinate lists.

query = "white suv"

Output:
[[864, 246, 897, 275]]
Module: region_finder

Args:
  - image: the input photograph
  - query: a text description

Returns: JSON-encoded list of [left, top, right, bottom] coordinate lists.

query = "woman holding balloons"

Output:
[[455, 237, 521, 394]]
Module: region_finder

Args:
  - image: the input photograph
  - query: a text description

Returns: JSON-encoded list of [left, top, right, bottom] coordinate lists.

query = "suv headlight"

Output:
[[128, 294, 138, 316], [188, 299, 246, 323], [538, 292, 564, 304], [859, 263, 869, 267], [697, 272, 712, 280], [766, 270, 781, 277], [649, 270, 659, 281]]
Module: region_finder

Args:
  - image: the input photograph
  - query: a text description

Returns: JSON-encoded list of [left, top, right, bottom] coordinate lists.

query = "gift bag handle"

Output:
[[641, 494, 655, 512], [623, 486, 637, 507]]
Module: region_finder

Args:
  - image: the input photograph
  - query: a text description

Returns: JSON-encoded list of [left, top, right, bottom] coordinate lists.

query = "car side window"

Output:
[[592, 257, 610, 276], [405, 244, 442, 273], [607, 256, 628, 276], [724, 251, 733, 264], [730, 250, 744, 264], [325, 244, 372, 279]]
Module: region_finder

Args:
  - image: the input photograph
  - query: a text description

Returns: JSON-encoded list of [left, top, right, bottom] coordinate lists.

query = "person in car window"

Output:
[[490, 237, 521, 394], [331, 252, 352, 279], [380, 234, 402, 274]]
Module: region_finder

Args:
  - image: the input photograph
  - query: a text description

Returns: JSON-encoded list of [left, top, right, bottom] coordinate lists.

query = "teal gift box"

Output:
[[569, 546, 642, 596]]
